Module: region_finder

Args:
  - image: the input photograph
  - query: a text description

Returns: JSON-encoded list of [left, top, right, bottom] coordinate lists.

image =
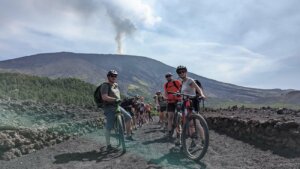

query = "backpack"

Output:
[[164, 80, 180, 91], [94, 82, 110, 108], [194, 79, 203, 94]]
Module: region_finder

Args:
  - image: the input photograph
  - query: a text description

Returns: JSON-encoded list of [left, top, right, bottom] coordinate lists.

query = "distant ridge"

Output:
[[0, 52, 299, 105]]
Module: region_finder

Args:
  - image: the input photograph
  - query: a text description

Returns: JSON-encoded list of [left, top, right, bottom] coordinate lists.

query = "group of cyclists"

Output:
[[100, 65, 206, 152]]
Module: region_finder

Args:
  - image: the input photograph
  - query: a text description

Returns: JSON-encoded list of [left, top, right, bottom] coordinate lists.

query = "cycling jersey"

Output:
[[164, 80, 182, 103]]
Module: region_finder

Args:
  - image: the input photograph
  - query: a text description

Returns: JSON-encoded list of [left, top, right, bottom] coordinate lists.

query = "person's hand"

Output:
[[197, 93, 206, 100], [115, 98, 122, 104]]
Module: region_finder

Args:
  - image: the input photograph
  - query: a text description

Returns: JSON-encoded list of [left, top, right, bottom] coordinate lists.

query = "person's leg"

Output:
[[167, 103, 176, 132], [159, 107, 164, 128], [120, 107, 133, 137], [103, 107, 115, 148]]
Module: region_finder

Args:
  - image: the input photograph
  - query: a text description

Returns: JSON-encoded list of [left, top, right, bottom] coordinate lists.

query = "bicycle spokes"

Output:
[[182, 114, 209, 161]]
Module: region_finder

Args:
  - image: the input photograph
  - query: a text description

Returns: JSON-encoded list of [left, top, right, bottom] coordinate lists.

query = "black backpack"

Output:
[[194, 80, 203, 94], [94, 82, 110, 108]]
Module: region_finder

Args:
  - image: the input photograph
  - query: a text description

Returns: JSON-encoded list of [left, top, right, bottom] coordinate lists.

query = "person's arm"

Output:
[[155, 96, 160, 107], [163, 83, 168, 98], [191, 81, 206, 98]]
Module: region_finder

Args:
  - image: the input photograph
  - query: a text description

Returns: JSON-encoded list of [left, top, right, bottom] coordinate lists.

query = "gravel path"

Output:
[[1, 122, 300, 169]]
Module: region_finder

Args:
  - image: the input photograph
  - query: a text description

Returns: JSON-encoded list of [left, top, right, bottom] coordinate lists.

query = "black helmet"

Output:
[[176, 65, 187, 74], [165, 72, 173, 77], [107, 70, 118, 77]]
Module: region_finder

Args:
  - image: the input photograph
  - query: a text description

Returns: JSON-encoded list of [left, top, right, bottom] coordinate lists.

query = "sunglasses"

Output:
[[177, 70, 186, 74], [110, 75, 118, 78], [165, 75, 172, 78]]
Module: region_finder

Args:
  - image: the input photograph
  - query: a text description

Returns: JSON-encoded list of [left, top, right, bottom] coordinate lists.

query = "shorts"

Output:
[[103, 106, 132, 130], [167, 103, 176, 112], [160, 106, 166, 112], [192, 98, 200, 112], [103, 106, 117, 130], [139, 110, 144, 115]]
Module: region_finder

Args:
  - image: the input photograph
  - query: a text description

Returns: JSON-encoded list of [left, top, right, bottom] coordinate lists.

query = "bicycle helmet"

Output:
[[156, 90, 161, 95], [165, 72, 173, 77], [107, 70, 118, 77], [176, 65, 187, 74]]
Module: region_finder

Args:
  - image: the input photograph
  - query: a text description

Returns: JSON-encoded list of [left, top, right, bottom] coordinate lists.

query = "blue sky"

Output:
[[0, 0, 299, 90]]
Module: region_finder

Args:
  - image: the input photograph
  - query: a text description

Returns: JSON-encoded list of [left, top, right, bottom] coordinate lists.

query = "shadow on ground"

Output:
[[148, 147, 207, 169], [54, 146, 125, 164]]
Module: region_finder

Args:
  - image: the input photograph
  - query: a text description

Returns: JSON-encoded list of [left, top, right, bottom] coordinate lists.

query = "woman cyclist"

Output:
[[176, 65, 206, 145]]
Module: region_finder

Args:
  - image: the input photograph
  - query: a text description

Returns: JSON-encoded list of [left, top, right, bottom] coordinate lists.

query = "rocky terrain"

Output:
[[0, 122, 300, 169], [203, 106, 300, 156], [1, 101, 300, 168], [0, 100, 104, 160]]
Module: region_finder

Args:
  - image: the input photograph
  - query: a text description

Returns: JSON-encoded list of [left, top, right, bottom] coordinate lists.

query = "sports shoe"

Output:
[[106, 144, 113, 151], [126, 135, 134, 141], [175, 138, 182, 146], [191, 132, 199, 139], [168, 131, 173, 139], [190, 140, 196, 148]]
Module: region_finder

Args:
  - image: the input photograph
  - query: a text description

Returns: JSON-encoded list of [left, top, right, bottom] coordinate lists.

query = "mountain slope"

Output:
[[0, 52, 298, 105]]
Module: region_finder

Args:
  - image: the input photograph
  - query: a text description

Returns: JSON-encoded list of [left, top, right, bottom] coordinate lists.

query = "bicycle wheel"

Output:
[[182, 113, 209, 161], [171, 111, 181, 137], [111, 115, 126, 152]]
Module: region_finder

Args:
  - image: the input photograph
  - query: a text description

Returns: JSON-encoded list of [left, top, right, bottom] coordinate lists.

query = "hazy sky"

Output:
[[0, 0, 299, 90]]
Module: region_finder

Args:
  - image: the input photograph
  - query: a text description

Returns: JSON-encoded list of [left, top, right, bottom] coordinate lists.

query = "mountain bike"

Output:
[[110, 105, 126, 153], [169, 92, 209, 161]]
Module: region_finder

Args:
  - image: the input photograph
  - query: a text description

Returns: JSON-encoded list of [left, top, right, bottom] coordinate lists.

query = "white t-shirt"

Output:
[[181, 77, 195, 95]]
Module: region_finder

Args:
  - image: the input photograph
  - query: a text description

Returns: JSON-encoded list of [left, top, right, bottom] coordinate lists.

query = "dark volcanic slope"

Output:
[[0, 52, 298, 104]]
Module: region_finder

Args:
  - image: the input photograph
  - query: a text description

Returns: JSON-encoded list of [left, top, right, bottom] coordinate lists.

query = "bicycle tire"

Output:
[[182, 113, 209, 161], [111, 115, 126, 152]]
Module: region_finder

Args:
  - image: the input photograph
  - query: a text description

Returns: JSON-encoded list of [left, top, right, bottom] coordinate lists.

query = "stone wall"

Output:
[[205, 115, 300, 155], [0, 118, 104, 160]]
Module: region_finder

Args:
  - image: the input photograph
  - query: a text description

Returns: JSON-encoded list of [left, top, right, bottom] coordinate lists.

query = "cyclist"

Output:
[[137, 96, 146, 126], [176, 65, 206, 108], [163, 72, 182, 139], [145, 103, 153, 122], [176, 65, 206, 145], [101, 70, 133, 150], [121, 97, 137, 135], [155, 91, 167, 129]]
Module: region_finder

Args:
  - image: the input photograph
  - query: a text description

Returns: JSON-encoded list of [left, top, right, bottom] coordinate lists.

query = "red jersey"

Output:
[[164, 80, 182, 103]]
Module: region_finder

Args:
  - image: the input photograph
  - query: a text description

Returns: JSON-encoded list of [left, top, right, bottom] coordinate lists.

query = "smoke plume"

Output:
[[106, 9, 136, 54]]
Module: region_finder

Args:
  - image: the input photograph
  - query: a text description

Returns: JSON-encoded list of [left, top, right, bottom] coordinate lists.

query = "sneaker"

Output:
[[190, 140, 196, 148], [168, 131, 173, 139], [175, 138, 182, 146], [126, 135, 134, 141], [191, 132, 199, 139], [106, 144, 113, 151], [188, 140, 197, 151]]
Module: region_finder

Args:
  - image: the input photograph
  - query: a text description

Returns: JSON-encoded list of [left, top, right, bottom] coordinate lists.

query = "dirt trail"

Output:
[[1, 122, 300, 169]]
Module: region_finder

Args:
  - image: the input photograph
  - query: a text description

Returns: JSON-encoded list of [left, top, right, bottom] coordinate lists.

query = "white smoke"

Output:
[[105, 8, 136, 54], [101, 0, 161, 54], [0, 0, 161, 55]]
